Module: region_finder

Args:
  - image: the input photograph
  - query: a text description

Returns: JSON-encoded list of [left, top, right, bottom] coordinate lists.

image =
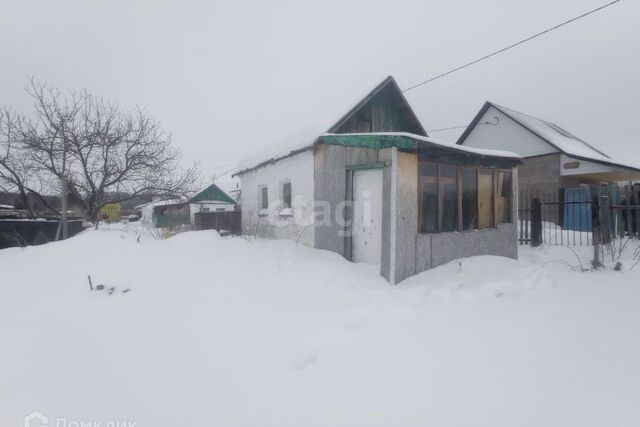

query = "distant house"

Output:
[[189, 183, 236, 223], [98, 203, 121, 222], [233, 77, 521, 284], [457, 102, 640, 198], [135, 199, 189, 228]]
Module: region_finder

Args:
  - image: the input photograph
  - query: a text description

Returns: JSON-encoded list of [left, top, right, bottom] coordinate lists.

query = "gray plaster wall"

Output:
[[379, 148, 392, 281], [314, 144, 519, 284], [518, 154, 561, 195], [313, 144, 347, 256], [393, 154, 519, 284], [415, 223, 518, 272]]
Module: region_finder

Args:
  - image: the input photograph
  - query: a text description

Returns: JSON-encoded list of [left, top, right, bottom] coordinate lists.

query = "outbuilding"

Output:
[[189, 183, 237, 223]]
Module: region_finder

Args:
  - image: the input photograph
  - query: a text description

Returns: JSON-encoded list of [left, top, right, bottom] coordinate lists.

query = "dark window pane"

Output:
[[439, 164, 458, 232], [497, 170, 512, 223], [461, 168, 478, 230], [419, 162, 438, 233], [261, 186, 268, 209], [282, 182, 292, 208], [478, 169, 494, 229]]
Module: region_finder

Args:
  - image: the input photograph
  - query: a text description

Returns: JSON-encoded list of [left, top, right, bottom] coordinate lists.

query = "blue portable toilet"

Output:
[[563, 187, 592, 231]]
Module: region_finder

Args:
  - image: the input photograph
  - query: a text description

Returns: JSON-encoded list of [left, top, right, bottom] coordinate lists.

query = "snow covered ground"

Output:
[[2, 224, 640, 427]]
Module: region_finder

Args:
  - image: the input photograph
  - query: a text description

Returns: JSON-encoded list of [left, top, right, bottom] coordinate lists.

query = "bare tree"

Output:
[[5, 78, 198, 220], [0, 108, 41, 217]]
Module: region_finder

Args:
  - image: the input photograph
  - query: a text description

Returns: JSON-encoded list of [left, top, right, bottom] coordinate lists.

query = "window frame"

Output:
[[418, 163, 513, 235], [496, 169, 513, 224], [258, 185, 269, 214], [418, 162, 439, 234], [280, 180, 292, 209], [478, 168, 495, 230]]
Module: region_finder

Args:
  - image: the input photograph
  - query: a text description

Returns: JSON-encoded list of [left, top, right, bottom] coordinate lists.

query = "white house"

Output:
[[233, 77, 521, 284], [457, 102, 640, 196], [188, 183, 237, 223]]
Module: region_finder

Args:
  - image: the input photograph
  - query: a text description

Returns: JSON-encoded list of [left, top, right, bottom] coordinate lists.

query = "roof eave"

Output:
[[456, 101, 493, 145], [232, 143, 317, 177]]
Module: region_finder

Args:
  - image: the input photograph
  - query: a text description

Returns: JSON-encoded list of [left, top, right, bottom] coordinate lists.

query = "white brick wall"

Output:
[[238, 150, 315, 247]]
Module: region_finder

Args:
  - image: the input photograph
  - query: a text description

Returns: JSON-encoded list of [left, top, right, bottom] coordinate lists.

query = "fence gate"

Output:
[[520, 189, 594, 247]]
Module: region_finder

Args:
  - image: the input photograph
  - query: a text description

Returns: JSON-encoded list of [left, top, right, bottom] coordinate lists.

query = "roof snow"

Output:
[[233, 76, 519, 175], [483, 103, 640, 172], [233, 76, 421, 175], [321, 132, 521, 159]]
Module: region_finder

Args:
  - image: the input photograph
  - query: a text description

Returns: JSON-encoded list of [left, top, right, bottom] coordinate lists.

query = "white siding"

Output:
[[462, 106, 558, 158], [238, 150, 315, 247], [560, 154, 613, 176]]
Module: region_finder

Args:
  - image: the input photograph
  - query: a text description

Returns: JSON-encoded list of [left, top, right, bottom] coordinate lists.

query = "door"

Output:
[[563, 187, 592, 231], [352, 169, 383, 264]]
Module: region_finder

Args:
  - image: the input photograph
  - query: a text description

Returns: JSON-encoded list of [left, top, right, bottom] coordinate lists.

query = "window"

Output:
[[201, 207, 210, 213], [259, 186, 268, 210], [478, 169, 494, 229], [281, 181, 292, 208], [419, 162, 438, 233], [461, 168, 478, 230], [439, 164, 458, 232], [496, 170, 512, 223], [419, 164, 510, 234]]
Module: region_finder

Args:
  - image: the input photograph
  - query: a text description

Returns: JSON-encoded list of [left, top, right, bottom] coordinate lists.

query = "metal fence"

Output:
[[520, 190, 594, 247], [521, 186, 640, 247]]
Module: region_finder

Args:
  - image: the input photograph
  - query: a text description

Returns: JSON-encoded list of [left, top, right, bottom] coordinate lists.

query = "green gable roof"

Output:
[[190, 183, 236, 204]]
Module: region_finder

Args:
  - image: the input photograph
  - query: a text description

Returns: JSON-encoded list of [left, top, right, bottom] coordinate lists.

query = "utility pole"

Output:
[[61, 176, 68, 239]]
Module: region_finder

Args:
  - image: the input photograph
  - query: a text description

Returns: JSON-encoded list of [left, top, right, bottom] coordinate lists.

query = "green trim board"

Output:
[[345, 162, 386, 171], [320, 134, 416, 150]]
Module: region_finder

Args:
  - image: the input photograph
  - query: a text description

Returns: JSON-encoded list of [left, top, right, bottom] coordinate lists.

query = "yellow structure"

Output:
[[99, 203, 122, 222]]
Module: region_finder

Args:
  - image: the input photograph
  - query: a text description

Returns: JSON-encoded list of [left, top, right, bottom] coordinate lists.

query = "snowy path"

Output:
[[1, 225, 639, 426]]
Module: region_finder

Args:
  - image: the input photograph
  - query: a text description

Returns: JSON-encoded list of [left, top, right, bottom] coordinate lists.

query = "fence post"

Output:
[[592, 194, 601, 268], [599, 194, 611, 245], [634, 184, 640, 238], [531, 198, 542, 247]]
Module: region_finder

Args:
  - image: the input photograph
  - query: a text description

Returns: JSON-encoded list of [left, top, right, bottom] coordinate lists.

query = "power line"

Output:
[[427, 118, 499, 133], [426, 124, 469, 133], [402, 0, 622, 93]]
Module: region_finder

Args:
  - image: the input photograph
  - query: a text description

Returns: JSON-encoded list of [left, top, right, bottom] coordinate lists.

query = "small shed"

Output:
[[98, 203, 122, 222], [135, 199, 190, 228], [189, 183, 236, 223]]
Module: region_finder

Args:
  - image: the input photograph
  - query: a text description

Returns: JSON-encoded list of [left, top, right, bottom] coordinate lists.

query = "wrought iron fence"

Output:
[[520, 190, 594, 247], [521, 185, 640, 247]]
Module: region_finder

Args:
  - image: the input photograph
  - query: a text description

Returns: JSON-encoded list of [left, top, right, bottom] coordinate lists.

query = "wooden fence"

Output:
[[194, 211, 241, 235], [0, 219, 85, 249]]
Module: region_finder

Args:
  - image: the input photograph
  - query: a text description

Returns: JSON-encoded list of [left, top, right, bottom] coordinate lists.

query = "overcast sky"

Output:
[[1, 0, 638, 185]]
